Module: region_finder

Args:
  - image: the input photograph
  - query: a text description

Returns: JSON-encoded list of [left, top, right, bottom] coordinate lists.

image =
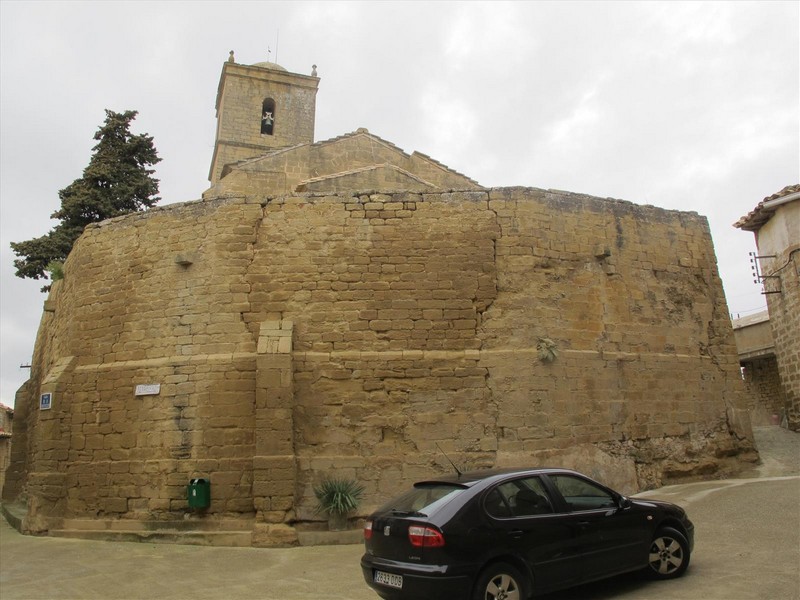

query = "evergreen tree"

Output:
[[11, 110, 161, 290]]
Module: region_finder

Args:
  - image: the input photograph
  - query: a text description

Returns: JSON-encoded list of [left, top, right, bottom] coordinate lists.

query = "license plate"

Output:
[[374, 570, 403, 589]]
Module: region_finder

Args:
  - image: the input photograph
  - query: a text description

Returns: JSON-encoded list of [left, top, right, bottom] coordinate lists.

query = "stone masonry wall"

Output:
[[742, 356, 789, 424], [210, 63, 318, 183], [482, 189, 749, 487], [766, 253, 800, 429], [757, 201, 799, 430], [6, 188, 755, 541], [212, 132, 481, 198], [6, 198, 264, 531], [0, 406, 12, 497]]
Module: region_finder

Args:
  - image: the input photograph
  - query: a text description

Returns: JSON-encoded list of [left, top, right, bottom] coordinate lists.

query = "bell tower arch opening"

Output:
[[261, 98, 276, 135]]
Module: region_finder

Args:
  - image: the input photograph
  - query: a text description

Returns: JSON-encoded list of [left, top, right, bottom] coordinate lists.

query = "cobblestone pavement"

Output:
[[1, 426, 798, 600]]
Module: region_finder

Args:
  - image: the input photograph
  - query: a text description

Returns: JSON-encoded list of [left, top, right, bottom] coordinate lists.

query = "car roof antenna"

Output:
[[436, 442, 463, 479]]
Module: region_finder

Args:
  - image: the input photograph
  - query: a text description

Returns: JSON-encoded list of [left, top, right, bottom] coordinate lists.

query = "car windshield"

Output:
[[378, 483, 466, 516]]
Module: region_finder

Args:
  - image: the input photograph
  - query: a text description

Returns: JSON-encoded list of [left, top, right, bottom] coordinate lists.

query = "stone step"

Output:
[[59, 517, 253, 532], [49, 528, 252, 547], [0, 502, 25, 531], [297, 528, 362, 546], [4, 503, 363, 547]]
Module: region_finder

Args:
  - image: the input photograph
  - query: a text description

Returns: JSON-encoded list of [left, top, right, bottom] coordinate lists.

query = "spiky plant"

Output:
[[313, 477, 365, 517]]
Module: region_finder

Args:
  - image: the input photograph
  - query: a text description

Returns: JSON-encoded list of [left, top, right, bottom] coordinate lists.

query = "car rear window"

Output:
[[377, 483, 466, 516]]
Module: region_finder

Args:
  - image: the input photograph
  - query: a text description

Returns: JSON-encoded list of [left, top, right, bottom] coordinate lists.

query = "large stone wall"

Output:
[[5, 188, 756, 544]]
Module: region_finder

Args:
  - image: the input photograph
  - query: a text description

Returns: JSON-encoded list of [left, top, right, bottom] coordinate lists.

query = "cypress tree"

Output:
[[11, 110, 160, 290]]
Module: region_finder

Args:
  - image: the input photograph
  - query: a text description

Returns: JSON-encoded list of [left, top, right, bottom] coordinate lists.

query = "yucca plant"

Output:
[[314, 477, 364, 530]]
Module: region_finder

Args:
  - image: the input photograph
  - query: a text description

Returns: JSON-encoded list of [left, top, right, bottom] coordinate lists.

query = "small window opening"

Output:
[[261, 98, 276, 135]]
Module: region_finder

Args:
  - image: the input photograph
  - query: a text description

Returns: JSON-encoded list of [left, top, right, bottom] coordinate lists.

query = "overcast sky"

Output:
[[1, 1, 798, 408]]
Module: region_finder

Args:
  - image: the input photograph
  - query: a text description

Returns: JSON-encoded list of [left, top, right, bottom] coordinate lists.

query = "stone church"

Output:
[[2, 57, 756, 546]]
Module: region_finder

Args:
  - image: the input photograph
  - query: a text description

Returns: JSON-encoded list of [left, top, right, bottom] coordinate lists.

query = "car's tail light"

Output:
[[364, 520, 373, 540], [408, 525, 445, 547]]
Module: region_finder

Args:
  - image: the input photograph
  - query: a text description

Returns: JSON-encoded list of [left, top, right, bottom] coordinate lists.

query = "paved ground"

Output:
[[1, 426, 798, 600]]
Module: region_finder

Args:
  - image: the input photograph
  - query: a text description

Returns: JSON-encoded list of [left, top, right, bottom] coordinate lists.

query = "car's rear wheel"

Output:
[[472, 562, 529, 600], [647, 526, 690, 579]]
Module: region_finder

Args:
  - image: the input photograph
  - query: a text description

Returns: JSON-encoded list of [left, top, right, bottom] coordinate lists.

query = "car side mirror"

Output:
[[618, 496, 632, 510]]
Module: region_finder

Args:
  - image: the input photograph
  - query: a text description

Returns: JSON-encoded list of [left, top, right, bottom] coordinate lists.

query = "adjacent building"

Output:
[[735, 185, 800, 431], [0, 404, 12, 495], [732, 311, 787, 425]]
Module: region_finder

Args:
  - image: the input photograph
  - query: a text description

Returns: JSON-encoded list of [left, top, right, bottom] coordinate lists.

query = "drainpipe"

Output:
[[762, 190, 800, 209]]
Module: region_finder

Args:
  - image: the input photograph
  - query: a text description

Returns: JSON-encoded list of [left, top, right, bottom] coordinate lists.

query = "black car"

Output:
[[361, 468, 694, 599]]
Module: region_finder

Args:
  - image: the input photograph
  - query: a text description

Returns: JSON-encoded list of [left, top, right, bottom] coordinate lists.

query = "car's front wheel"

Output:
[[647, 526, 690, 579], [472, 562, 529, 600]]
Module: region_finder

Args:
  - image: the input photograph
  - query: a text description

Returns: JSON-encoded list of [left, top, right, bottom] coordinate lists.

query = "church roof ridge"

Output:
[[411, 150, 481, 187], [223, 143, 307, 172], [217, 128, 481, 189], [311, 129, 480, 185], [298, 163, 437, 188], [228, 129, 409, 170], [310, 128, 408, 156]]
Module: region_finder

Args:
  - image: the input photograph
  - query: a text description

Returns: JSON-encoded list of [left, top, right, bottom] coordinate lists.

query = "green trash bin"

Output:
[[188, 478, 211, 508]]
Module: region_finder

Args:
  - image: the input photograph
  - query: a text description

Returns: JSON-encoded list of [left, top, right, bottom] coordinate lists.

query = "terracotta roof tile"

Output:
[[734, 184, 800, 231]]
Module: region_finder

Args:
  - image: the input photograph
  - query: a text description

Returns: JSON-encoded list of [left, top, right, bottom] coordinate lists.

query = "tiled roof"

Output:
[[734, 184, 800, 231]]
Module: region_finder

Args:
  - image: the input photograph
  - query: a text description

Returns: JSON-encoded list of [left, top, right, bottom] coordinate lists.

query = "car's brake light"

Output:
[[364, 520, 373, 540], [408, 525, 445, 547]]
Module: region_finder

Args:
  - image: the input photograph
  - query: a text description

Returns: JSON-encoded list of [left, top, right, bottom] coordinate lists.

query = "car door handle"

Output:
[[576, 521, 591, 528], [508, 530, 524, 539]]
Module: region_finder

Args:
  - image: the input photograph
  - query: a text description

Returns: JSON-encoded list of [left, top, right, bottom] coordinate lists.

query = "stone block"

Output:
[[252, 523, 299, 548], [103, 498, 128, 513]]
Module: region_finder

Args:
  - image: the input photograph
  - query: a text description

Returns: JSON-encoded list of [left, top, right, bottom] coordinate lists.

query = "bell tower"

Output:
[[208, 53, 320, 184]]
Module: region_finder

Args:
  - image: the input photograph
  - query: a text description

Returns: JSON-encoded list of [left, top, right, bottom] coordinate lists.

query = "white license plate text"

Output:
[[375, 570, 403, 589]]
